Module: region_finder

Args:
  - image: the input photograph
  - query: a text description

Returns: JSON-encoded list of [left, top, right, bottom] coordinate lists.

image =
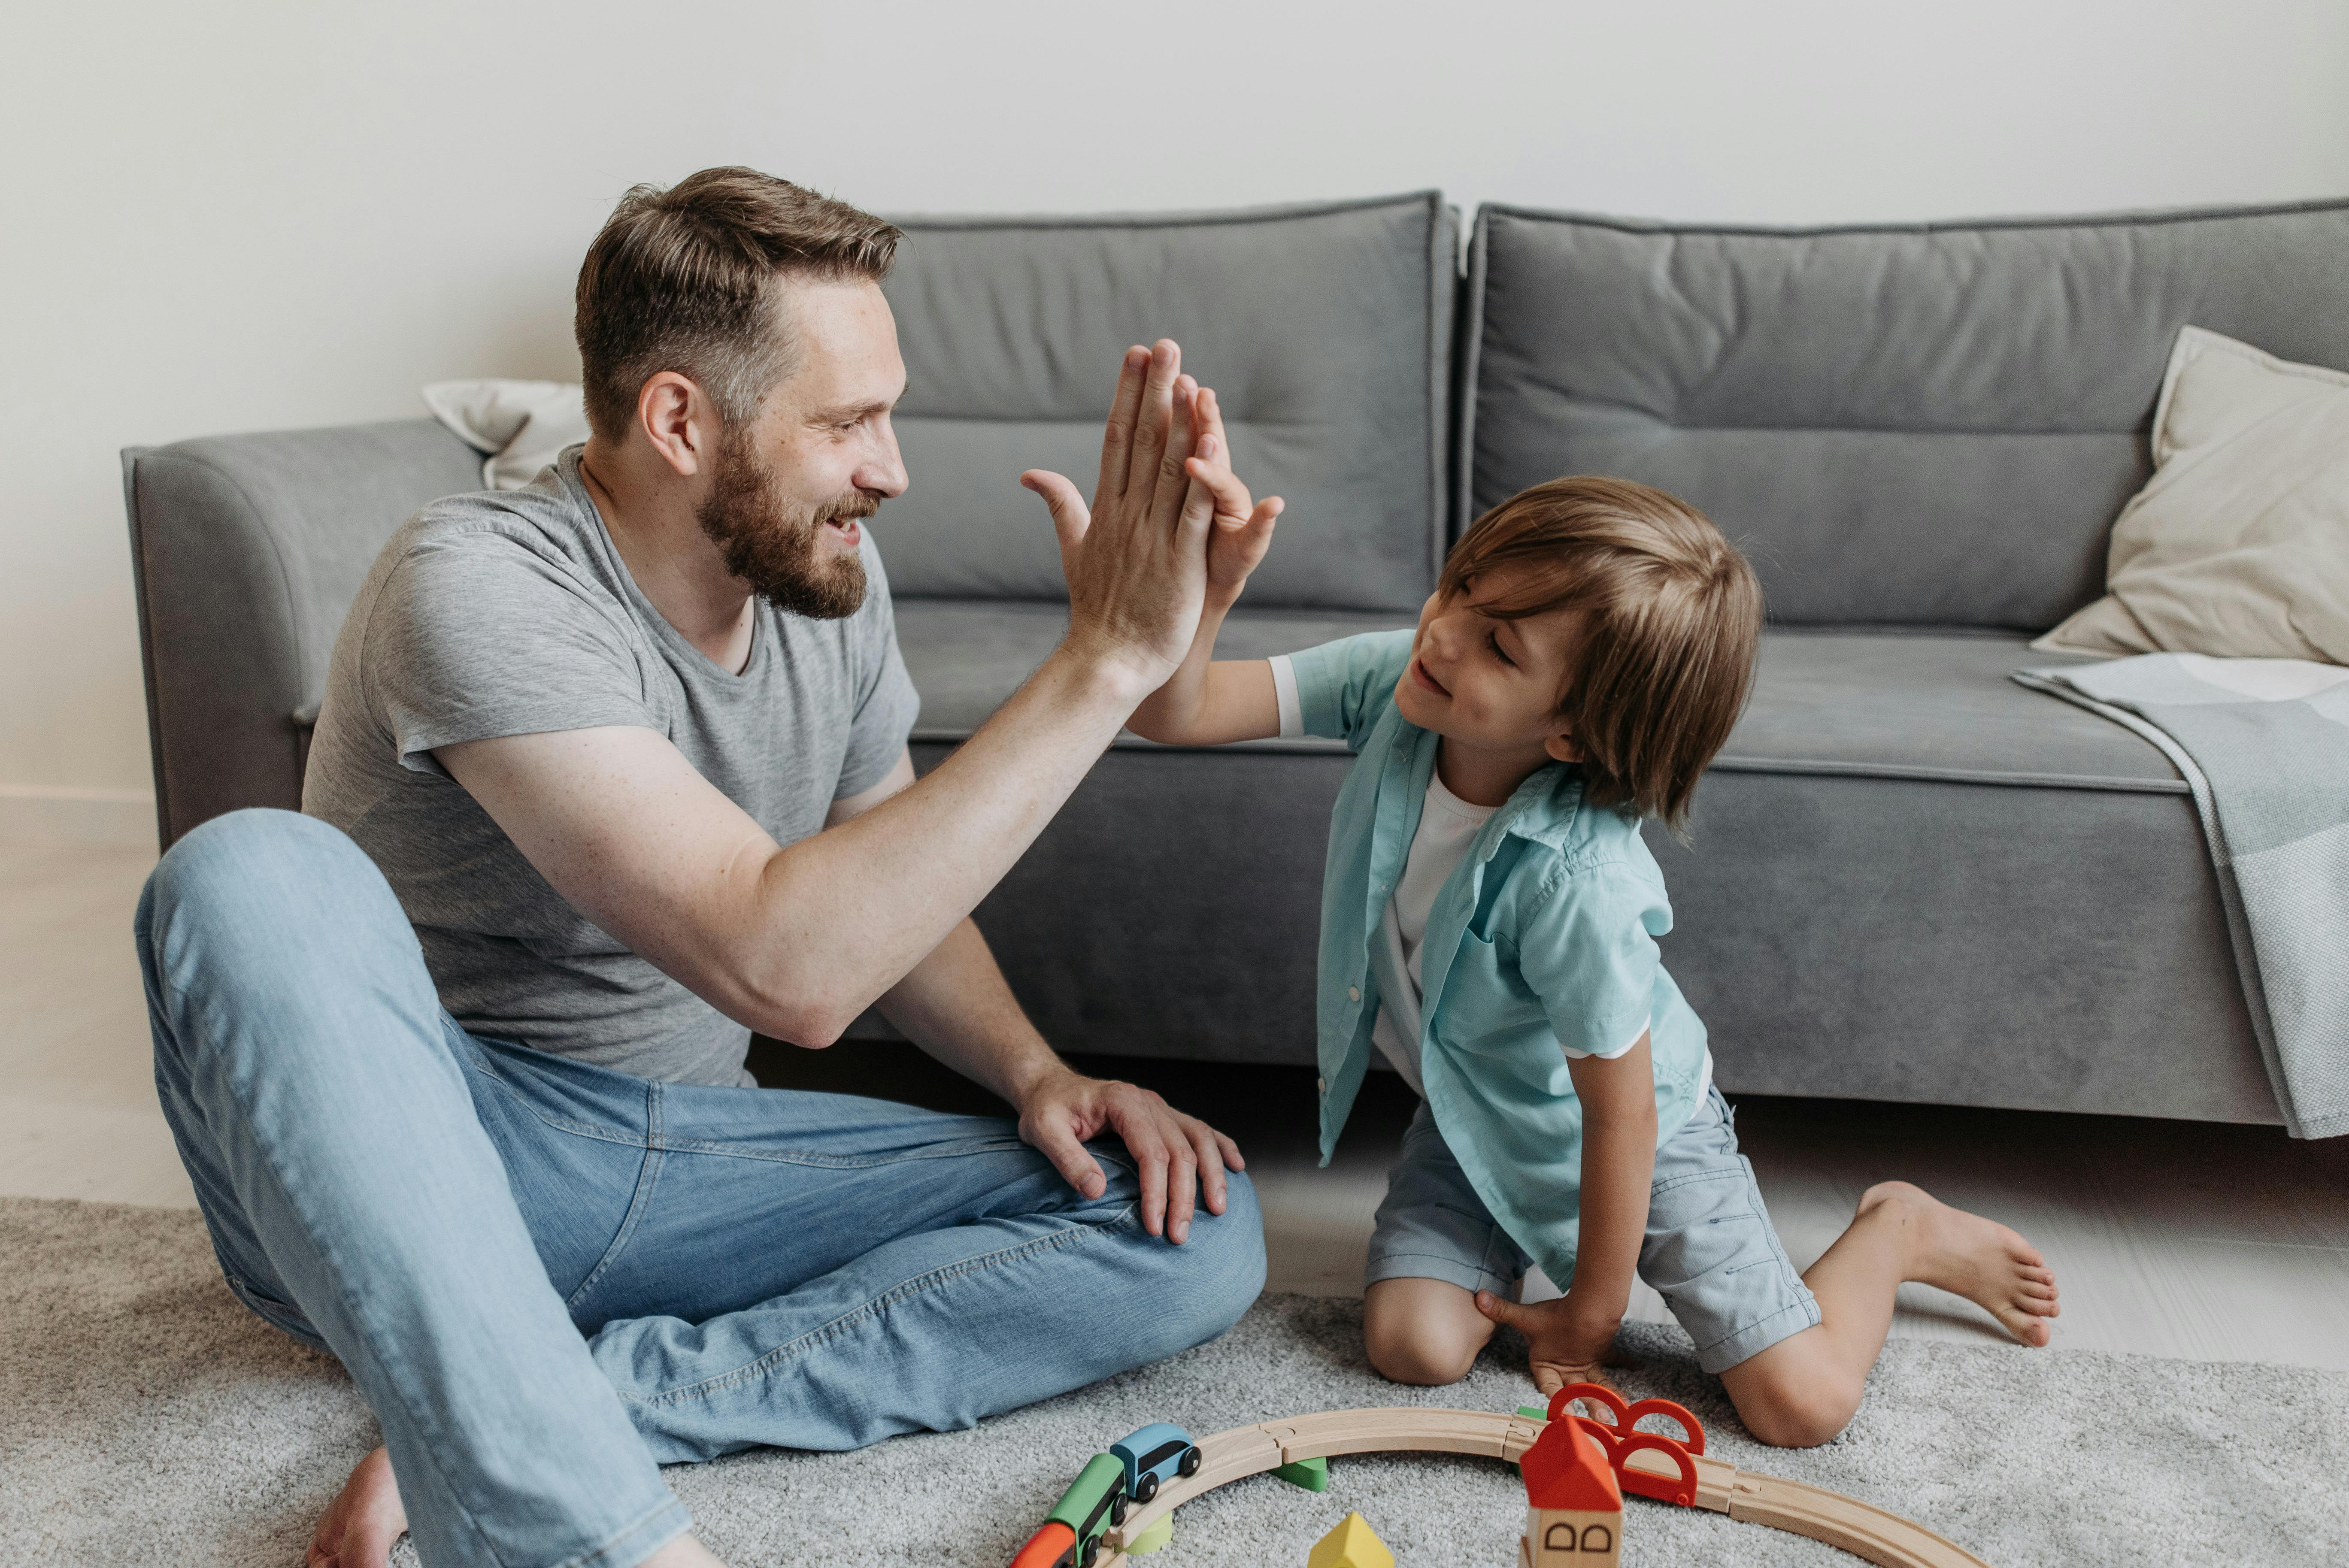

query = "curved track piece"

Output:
[[1087, 1409, 1990, 1568]]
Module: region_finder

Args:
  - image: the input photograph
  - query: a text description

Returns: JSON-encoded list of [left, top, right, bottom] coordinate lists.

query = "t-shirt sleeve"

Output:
[[834, 535, 922, 798], [1283, 629, 1416, 751], [1515, 860, 1667, 1061], [363, 533, 655, 775]]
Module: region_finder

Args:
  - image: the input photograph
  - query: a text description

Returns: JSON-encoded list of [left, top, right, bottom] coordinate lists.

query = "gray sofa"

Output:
[[124, 192, 2349, 1126]]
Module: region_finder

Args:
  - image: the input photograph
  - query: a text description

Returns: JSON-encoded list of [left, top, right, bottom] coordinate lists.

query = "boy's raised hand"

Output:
[[1181, 384, 1283, 606]]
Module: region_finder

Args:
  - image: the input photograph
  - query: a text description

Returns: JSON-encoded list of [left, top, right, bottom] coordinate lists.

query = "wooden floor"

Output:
[[8, 837, 2346, 1370]]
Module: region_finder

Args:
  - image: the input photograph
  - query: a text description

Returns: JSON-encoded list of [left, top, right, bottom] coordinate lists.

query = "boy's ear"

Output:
[[1543, 730, 1583, 765]]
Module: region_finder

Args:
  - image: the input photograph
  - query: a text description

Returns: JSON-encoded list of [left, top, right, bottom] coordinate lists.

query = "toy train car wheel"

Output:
[[1109, 1491, 1129, 1527], [1178, 1445, 1202, 1479], [1134, 1472, 1159, 1504], [1078, 1541, 1100, 1568]]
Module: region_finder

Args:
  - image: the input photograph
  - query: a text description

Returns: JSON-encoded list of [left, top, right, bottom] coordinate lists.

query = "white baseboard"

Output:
[[0, 785, 158, 852]]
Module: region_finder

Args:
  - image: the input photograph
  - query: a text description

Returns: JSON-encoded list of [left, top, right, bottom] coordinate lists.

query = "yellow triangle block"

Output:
[[1307, 1511, 1395, 1568]]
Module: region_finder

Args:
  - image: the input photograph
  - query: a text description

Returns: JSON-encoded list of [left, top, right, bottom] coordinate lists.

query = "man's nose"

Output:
[[859, 423, 909, 500]]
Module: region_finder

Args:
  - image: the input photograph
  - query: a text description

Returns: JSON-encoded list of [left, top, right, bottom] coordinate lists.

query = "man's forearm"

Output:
[[749, 648, 1149, 1042], [872, 917, 1067, 1106]]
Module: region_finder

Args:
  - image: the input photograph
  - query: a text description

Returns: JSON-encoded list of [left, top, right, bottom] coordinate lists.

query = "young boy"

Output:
[[1130, 442, 2060, 1446]]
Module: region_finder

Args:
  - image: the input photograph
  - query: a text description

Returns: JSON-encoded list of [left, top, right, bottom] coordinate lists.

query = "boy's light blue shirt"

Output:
[[1294, 630, 1710, 1289]]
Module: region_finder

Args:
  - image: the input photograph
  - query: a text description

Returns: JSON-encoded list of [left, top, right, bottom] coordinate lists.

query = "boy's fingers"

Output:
[[1214, 1129, 1245, 1171], [1151, 378, 1203, 534], [1475, 1290, 1531, 1329], [1197, 384, 1231, 456], [1182, 451, 1255, 516]]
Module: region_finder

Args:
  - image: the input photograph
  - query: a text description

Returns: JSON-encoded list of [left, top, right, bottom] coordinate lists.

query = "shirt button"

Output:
[[1347, 985, 1361, 1002]]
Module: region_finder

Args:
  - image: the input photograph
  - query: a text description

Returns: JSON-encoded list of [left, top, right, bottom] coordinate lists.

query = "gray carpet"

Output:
[[5, 1196, 2346, 1567]]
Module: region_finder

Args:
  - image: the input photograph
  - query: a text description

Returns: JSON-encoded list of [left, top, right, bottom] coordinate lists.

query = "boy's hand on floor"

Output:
[[1182, 384, 1282, 606], [1475, 1290, 1624, 1398]]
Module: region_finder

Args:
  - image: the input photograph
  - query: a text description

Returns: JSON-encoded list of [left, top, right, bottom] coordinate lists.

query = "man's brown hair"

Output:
[[1441, 475, 1762, 833], [574, 166, 903, 442]]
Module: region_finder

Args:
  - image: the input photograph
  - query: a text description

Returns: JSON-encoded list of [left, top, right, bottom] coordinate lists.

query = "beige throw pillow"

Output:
[[421, 379, 591, 491], [2034, 326, 2349, 665]]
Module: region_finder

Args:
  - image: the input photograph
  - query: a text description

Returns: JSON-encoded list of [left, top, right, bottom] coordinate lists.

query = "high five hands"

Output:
[[1021, 340, 1283, 693]]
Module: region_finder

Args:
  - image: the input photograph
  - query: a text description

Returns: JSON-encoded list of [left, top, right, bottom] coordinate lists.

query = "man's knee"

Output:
[[141, 809, 407, 979], [1130, 1167, 1264, 1351]]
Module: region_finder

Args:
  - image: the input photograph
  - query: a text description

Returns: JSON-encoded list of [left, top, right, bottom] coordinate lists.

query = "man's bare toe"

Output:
[[1859, 1181, 2058, 1349], [312, 1446, 407, 1568]]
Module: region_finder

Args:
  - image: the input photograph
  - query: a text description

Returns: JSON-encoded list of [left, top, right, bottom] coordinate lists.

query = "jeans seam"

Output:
[[620, 1195, 1143, 1408], [566, 1081, 667, 1315]]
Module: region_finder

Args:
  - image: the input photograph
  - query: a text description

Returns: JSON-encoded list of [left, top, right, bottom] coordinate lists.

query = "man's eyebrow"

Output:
[[809, 381, 908, 423]]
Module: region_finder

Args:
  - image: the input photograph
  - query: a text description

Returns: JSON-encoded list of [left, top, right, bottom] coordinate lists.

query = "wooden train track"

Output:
[[1096, 1408, 1988, 1568]]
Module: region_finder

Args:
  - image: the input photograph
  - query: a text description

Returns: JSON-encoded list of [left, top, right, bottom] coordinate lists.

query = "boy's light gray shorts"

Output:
[[1365, 1085, 1820, 1373]]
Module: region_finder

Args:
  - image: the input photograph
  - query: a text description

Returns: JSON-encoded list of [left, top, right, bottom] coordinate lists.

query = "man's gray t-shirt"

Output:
[[304, 446, 921, 1087]]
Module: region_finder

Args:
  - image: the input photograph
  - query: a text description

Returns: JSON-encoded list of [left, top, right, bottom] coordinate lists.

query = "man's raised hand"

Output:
[[1020, 340, 1218, 696]]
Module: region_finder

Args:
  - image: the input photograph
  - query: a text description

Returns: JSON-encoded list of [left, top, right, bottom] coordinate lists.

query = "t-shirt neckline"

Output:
[[558, 447, 770, 685]]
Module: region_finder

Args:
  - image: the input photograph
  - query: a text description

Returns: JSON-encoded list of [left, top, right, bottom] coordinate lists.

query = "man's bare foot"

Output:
[[309, 1446, 406, 1568], [1858, 1180, 2060, 1346]]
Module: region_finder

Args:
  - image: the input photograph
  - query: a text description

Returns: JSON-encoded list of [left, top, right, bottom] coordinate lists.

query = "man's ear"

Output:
[[637, 372, 714, 479], [1543, 730, 1584, 765]]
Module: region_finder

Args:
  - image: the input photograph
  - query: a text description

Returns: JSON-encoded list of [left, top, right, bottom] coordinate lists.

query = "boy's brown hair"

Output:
[[1441, 475, 1762, 833], [575, 166, 903, 442]]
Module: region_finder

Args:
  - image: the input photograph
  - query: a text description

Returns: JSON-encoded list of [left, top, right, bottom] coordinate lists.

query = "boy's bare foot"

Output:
[[309, 1447, 406, 1568], [1857, 1180, 2060, 1346], [308, 1446, 729, 1568]]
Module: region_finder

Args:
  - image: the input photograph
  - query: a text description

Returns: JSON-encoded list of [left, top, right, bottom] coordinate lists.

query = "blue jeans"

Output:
[[137, 810, 1264, 1568]]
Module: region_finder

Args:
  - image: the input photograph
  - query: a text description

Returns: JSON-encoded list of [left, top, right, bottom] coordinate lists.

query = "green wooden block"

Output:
[[1516, 1405, 1549, 1420], [1273, 1455, 1330, 1492], [1126, 1514, 1175, 1554]]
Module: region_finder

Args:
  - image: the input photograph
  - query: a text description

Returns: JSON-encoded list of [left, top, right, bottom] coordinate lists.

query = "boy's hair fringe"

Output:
[[1442, 476, 1763, 835]]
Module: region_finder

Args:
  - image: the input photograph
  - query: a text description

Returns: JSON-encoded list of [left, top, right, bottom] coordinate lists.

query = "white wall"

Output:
[[6, 0, 2347, 837]]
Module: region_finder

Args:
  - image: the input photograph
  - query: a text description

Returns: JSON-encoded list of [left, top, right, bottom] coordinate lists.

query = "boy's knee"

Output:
[[1365, 1326, 1479, 1387], [1362, 1286, 1486, 1387], [1729, 1364, 1859, 1449]]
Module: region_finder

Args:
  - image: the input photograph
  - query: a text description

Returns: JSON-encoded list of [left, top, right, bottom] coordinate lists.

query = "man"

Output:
[[136, 167, 1282, 1568]]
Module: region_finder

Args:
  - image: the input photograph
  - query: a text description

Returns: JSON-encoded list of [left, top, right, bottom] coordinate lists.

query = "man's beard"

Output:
[[695, 430, 873, 621]]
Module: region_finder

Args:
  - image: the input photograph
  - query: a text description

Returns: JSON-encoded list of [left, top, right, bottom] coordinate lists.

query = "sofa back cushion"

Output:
[[880, 193, 1454, 611], [1462, 200, 2349, 629]]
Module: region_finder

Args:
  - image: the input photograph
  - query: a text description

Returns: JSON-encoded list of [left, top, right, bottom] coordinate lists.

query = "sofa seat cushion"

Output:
[[1719, 630, 2183, 792]]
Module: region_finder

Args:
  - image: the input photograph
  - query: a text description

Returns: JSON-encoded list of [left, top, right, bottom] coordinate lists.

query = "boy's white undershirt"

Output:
[[1269, 653, 1671, 1099]]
